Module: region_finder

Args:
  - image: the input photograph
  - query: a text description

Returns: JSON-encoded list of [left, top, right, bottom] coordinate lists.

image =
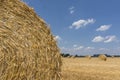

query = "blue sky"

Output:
[[23, 0, 120, 55]]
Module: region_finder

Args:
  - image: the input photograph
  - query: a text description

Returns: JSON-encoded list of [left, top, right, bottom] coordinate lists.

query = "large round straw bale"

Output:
[[98, 54, 107, 61], [0, 0, 62, 80]]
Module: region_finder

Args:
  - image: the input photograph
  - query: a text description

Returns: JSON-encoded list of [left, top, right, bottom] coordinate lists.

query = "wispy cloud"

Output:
[[69, 6, 75, 14], [92, 35, 117, 43], [104, 35, 117, 43], [74, 46, 95, 50], [99, 48, 109, 51], [74, 46, 84, 50], [69, 18, 95, 30], [60, 45, 95, 55], [92, 36, 104, 42], [96, 25, 111, 31], [73, 44, 77, 47], [54, 35, 62, 41], [85, 47, 95, 50]]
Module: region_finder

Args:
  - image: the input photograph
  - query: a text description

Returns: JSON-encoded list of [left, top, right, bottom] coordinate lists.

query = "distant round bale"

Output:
[[111, 55, 114, 58], [67, 56, 71, 58], [71, 56, 76, 58], [85, 55, 91, 59], [0, 0, 62, 80], [98, 54, 107, 61]]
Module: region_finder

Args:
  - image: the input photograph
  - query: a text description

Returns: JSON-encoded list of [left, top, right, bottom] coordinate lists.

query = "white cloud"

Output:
[[92, 35, 117, 43], [96, 25, 111, 31], [99, 48, 108, 51], [69, 6, 74, 10], [86, 47, 95, 50], [92, 36, 104, 42], [73, 46, 95, 50], [70, 10, 74, 14], [104, 35, 117, 43], [69, 6, 75, 14], [54, 35, 62, 41], [74, 46, 84, 50], [69, 18, 95, 29], [74, 46, 95, 51], [60, 46, 96, 55], [60, 47, 65, 49], [73, 44, 77, 47]]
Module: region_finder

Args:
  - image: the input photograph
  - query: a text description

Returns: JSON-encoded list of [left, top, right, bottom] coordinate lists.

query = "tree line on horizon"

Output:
[[61, 53, 120, 57]]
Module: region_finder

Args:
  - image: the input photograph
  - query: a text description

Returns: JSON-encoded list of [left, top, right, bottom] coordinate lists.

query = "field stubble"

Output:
[[62, 57, 120, 80]]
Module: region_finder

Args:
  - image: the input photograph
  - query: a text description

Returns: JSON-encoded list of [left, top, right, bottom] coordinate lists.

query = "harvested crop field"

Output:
[[62, 57, 120, 80]]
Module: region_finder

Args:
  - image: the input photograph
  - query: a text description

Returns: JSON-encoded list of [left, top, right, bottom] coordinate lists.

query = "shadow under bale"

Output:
[[0, 0, 62, 80]]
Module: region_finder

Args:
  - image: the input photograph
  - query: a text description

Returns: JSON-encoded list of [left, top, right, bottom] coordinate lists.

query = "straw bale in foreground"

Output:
[[0, 0, 62, 80]]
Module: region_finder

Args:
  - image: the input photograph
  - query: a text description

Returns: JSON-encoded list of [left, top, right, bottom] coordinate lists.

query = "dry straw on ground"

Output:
[[98, 54, 107, 61], [0, 0, 62, 80]]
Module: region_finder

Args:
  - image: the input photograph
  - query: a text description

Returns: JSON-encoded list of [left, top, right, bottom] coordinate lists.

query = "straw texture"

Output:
[[0, 0, 62, 80]]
